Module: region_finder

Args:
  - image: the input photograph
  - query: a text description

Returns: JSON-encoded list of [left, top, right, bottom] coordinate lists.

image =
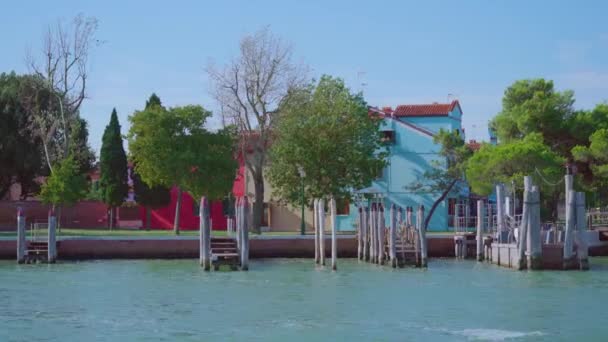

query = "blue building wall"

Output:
[[337, 104, 464, 231]]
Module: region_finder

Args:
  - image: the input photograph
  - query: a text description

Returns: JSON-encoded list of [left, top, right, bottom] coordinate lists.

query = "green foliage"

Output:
[[128, 101, 237, 200], [68, 116, 96, 175], [132, 168, 171, 209], [267, 75, 387, 206], [466, 134, 565, 196], [573, 128, 608, 190], [145, 93, 162, 109], [40, 155, 88, 206], [99, 109, 129, 207], [491, 79, 575, 152], [0, 72, 46, 198]]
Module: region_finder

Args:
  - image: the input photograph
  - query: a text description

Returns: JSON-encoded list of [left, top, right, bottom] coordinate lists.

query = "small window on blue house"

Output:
[[336, 198, 350, 215], [381, 130, 395, 144]]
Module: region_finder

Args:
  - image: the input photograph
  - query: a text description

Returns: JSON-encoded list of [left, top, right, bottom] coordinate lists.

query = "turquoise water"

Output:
[[1, 258, 608, 341]]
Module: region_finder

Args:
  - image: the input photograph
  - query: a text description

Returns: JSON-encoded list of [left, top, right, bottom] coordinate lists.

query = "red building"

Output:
[[138, 157, 247, 231]]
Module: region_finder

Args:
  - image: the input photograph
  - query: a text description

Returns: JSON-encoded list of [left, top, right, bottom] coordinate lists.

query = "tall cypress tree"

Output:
[[99, 108, 128, 229]]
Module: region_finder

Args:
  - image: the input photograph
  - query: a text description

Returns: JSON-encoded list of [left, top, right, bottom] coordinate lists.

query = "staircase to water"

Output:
[[210, 237, 240, 270]]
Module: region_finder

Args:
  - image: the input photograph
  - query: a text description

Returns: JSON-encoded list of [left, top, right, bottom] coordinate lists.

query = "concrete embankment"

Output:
[[0, 235, 459, 260]]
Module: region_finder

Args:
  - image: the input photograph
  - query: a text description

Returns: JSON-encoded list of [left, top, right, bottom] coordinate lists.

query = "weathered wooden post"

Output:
[[406, 206, 412, 241], [417, 205, 427, 268], [363, 206, 369, 261], [496, 184, 505, 242], [357, 206, 363, 260], [314, 199, 319, 264], [564, 175, 576, 269], [389, 204, 397, 267], [235, 197, 241, 252], [200, 197, 211, 270], [330, 197, 338, 271], [318, 198, 325, 266], [575, 192, 589, 270], [48, 209, 57, 263], [476, 200, 485, 261], [370, 203, 376, 263], [17, 208, 26, 264], [241, 196, 250, 271], [378, 204, 385, 265], [527, 186, 542, 270], [517, 183, 530, 270]]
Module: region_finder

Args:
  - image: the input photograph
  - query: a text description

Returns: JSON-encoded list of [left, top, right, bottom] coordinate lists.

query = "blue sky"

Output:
[[1, 1, 607, 154]]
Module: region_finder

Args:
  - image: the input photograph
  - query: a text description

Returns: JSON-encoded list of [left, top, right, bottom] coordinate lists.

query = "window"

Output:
[[380, 130, 395, 144], [336, 198, 350, 216]]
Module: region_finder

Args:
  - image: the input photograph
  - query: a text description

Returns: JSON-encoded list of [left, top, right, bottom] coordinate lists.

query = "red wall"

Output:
[[139, 187, 227, 230]]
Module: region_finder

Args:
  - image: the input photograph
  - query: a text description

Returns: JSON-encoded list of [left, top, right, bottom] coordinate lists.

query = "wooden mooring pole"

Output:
[[389, 204, 397, 268], [330, 197, 338, 271], [575, 192, 589, 270], [527, 186, 542, 270], [241, 197, 250, 271], [16, 208, 25, 264], [200, 197, 211, 271], [476, 200, 485, 261], [48, 209, 57, 263], [318, 198, 325, 266], [378, 203, 385, 265], [417, 205, 427, 268], [370, 203, 376, 263], [314, 199, 319, 264], [363, 206, 369, 261]]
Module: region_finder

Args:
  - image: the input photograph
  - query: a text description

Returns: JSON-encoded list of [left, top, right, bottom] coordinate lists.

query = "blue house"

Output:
[[336, 100, 476, 231]]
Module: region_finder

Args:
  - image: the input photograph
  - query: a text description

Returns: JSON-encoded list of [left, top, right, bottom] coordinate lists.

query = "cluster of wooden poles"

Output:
[[312, 198, 339, 270], [16, 208, 57, 264], [357, 203, 428, 268], [199, 196, 249, 271], [471, 174, 589, 270]]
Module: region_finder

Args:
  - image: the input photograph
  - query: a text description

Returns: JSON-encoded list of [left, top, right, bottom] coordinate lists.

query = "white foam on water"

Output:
[[454, 328, 545, 341]]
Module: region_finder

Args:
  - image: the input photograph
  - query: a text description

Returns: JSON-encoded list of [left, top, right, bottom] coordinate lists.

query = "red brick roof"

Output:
[[393, 100, 461, 117], [467, 139, 481, 151]]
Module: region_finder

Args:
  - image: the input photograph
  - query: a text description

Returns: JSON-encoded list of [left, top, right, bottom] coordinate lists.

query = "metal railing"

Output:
[[29, 220, 48, 242]]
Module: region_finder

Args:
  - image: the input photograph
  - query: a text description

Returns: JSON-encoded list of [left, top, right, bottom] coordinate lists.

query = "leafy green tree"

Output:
[[40, 155, 88, 208], [128, 101, 237, 234], [491, 79, 575, 155], [466, 134, 565, 219], [0, 72, 46, 199], [573, 128, 608, 205], [267, 75, 387, 208], [407, 129, 473, 230], [99, 109, 128, 229], [132, 169, 171, 230]]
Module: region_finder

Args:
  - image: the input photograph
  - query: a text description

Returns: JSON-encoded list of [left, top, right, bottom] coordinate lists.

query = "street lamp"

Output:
[[297, 165, 306, 235]]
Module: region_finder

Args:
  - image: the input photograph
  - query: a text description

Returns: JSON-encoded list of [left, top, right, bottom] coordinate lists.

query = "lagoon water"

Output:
[[1, 258, 608, 341]]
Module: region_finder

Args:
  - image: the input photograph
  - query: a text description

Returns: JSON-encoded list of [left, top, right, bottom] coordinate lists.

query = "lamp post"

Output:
[[297, 165, 306, 235]]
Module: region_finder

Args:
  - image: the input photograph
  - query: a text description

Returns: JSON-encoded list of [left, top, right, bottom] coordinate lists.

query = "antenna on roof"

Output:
[[447, 93, 458, 103]]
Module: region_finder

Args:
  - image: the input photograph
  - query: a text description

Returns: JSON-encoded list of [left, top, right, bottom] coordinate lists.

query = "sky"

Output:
[[1, 1, 607, 154]]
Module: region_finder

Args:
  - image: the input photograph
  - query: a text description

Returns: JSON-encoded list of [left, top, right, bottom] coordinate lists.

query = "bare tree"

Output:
[[25, 14, 98, 172], [207, 27, 306, 232]]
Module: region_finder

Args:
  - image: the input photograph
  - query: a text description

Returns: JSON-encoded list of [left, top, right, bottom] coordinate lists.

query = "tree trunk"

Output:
[[145, 207, 151, 231], [109, 207, 114, 230], [174, 187, 183, 235], [252, 173, 264, 234], [424, 179, 458, 230]]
